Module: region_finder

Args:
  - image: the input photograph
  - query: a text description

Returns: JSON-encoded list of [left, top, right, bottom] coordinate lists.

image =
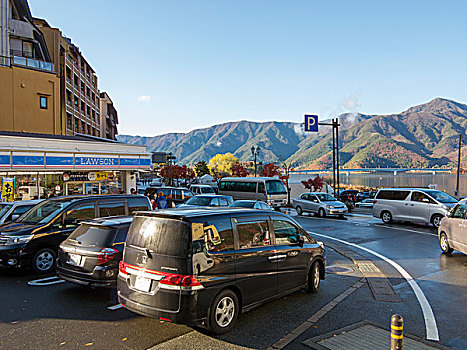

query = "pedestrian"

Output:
[[155, 191, 168, 210], [130, 188, 137, 195]]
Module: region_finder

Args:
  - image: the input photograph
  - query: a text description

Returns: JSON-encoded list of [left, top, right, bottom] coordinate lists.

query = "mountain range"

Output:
[[117, 98, 467, 169]]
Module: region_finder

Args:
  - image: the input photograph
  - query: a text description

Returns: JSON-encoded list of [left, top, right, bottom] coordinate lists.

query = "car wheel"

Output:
[[207, 289, 239, 335], [381, 211, 392, 224], [32, 248, 56, 274], [431, 214, 443, 228], [439, 232, 453, 254], [306, 262, 321, 293], [318, 208, 326, 218], [296, 206, 303, 216]]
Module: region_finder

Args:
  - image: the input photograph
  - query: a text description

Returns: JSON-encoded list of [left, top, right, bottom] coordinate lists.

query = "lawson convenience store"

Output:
[[0, 132, 151, 200]]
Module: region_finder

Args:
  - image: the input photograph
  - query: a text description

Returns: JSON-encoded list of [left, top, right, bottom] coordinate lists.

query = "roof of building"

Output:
[[0, 131, 118, 143]]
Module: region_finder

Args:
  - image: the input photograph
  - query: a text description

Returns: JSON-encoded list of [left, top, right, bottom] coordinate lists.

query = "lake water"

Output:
[[289, 172, 467, 197]]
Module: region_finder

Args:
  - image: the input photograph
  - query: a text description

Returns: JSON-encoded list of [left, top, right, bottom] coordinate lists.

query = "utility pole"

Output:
[[331, 119, 336, 197], [455, 134, 462, 197], [335, 118, 340, 196], [251, 146, 260, 177]]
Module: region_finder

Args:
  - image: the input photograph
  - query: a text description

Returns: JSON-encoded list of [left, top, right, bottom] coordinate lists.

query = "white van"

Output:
[[372, 188, 458, 228], [218, 177, 287, 209]]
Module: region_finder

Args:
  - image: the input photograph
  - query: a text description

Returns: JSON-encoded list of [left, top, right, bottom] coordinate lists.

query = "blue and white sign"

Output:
[[139, 157, 151, 168], [0, 152, 10, 168], [120, 157, 140, 167], [45, 153, 74, 168], [12, 152, 44, 167], [75, 154, 119, 168], [304, 114, 318, 132]]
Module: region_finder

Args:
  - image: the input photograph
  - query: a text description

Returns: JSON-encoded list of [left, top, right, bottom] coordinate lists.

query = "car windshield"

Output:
[[229, 201, 254, 208], [19, 199, 70, 225], [422, 190, 457, 203], [200, 187, 215, 194], [266, 180, 287, 195], [0, 204, 13, 218], [185, 196, 213, 206], [316, 194, 337, 201]]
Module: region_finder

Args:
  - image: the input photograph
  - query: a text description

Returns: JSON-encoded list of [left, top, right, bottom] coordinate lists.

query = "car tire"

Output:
[[207, 289, 239, 335], [439, 232, 453, 254], [296, 206, 303, 216], [381, 211, 392, 224], [306, 262, 321, 293], [32, 248, 56, 274], [431, 214, 443, 229], [318, 208, 326, 218]]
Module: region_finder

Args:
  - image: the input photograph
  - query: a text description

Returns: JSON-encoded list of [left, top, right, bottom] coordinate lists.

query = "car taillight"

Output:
[[119, 261, 128, 274], [373, 200, 377, 204], [159, 272, 202, 287], [97, 247, 118, 265]]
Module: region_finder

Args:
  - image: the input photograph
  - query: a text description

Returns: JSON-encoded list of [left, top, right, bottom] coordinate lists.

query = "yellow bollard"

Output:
[[391, 314, 403, 350]]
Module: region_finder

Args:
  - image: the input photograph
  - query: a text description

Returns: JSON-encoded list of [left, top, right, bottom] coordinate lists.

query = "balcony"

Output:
[[11, 55, 55, 73]]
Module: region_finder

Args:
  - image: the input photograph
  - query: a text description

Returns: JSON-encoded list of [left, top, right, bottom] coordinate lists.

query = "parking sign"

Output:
[[304, 115, 318, 132]]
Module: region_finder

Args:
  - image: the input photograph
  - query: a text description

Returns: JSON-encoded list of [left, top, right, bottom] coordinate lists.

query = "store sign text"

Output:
[[77, 157, 117, 166]]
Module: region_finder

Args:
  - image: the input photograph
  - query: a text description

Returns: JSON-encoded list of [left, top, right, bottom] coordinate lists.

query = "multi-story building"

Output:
[[34, 18, 101, 137], [0, 0, 61, 134], [99, 92, 119, 140]]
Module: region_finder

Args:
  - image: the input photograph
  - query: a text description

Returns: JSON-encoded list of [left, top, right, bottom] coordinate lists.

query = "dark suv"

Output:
[[0, 195, 150, 274], [118, 208, 325, 334], [57, 216, 137, 287]]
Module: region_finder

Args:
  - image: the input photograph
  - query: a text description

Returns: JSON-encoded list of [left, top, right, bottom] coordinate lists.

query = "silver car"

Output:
[[293, 192, 348, 217], [438, 200, 467, 255], [0, 200, 43, 225]]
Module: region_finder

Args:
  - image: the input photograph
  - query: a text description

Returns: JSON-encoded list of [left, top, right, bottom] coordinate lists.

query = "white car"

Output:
[[293, 192, 348, 217]]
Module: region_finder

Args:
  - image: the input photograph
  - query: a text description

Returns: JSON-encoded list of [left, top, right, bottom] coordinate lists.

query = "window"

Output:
[[376, 190, 410, 200], [273, 220, 301, 245], [265, 180, 287, 195], [10, 205, 35, 218], [22, 41, 33, 58], [66, 202, 96, 226], [210, 198, 220, 206], [411, 192, 434, 203], [128, 197, 150, 214], [113, 225, 130, 244], [98, 201, 126, 217], [40, 96, 47, 109], [68, 224, 114, 246], [258, 182, 265, 194], [237, 220, 270, 249], [194, 218, 234, 252], [452, 203, 467, 219], [219, 197, 229, 206]]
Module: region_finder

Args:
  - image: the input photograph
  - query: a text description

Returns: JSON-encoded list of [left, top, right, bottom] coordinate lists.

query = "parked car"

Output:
[[355, 198, 375, 208], [229, 200, 273, 210], [218, 177, 287, 209], [145, 187, 193, 206], [178, 194, 234, 208], [372, 188, 458, 228], [293, 192, 348, 217], [0, 200, 42, 225], [356, 191, 370, 202], [117, 208, 326, 334], [0, 195, 151, 274], [438, 200, 467, 255], [189, 184, 216, 195], [57, 216, 137, 287], [339, 189, 359, 203]]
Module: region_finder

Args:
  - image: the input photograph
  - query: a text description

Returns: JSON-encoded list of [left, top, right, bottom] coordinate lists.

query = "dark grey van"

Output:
[[117, 208, 326, 334]]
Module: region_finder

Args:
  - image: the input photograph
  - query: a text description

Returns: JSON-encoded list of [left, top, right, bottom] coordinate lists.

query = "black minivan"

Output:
[[118, 208, 325, 334], [57, 216, 138, 287], [0, 195, 150, 274]]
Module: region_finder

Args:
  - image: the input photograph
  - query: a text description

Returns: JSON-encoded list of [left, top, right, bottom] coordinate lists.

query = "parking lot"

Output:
[[1, 209, 466, 350]]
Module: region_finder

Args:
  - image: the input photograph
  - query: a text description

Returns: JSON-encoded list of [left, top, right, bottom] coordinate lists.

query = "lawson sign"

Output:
[[75, 155, 119, 167]]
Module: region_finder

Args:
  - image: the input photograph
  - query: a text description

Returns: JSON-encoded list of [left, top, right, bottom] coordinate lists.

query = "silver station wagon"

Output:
[[293, 192, 348, 217], [438, 199, 467, 255]]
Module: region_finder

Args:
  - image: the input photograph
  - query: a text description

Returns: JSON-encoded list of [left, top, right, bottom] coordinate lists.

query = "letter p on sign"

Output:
[[304, 115, 318, 132]]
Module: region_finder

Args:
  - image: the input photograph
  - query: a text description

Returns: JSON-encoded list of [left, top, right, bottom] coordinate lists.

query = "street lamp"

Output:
[[251, 146, 260, 177]]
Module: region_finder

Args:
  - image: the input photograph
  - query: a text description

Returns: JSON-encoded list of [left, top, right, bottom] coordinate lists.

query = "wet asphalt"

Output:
[[0, 209, 465, 350]]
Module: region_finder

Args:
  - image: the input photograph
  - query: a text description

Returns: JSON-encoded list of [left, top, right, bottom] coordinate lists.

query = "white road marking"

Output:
[[310, 231, 439, 341], [28, 276, 65, 286], [375, 224, 438, 237], [107, 304, 124, 310]]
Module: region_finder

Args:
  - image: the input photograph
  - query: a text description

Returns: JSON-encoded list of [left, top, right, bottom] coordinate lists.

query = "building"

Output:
[[33, 18, 101, 138], [0, 0, 61, 134], [99, 92, 119, 140]]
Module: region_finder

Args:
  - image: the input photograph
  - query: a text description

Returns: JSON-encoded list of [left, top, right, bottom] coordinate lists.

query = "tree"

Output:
[[301, 175, 325, 192], [231, 162, 249, 177], [260, 162, 280, 177], [208, 153, 238, 179], [194, 161, 210, 177]]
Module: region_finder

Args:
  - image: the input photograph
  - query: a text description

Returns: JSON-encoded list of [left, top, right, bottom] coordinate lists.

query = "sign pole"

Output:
[[455, 134, 462, 197], [336, 118, 340, 196], [332, 119, 336, 197]]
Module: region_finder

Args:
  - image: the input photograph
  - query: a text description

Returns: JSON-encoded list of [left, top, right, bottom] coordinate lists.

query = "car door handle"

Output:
[[268, 254, 287, 261]]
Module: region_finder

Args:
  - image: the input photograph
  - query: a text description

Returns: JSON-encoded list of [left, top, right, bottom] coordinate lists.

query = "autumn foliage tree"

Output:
[[260, 162, 280, 177], [231, 162, 249, 177], [208, 153, 238, 179], [194, 161, 210, 177], [301, 175, 325, 192]]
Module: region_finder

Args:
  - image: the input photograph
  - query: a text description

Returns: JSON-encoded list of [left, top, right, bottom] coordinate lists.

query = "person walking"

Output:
[[154, 191, 168, 210]]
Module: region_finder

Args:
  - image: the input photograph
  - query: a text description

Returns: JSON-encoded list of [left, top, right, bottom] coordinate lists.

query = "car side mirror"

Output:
[[64, 217, 78, 226], [288, 235, 304, 246]]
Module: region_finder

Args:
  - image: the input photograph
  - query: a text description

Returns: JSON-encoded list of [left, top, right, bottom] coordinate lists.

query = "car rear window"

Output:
[[126, 216, 190, 257], [68, 224, 116, 247], [376, 190, 410, 200]]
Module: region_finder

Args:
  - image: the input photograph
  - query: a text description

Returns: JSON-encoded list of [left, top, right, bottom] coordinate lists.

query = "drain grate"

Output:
[[303, 322, 448, 350], [326, 265, 354, 274]]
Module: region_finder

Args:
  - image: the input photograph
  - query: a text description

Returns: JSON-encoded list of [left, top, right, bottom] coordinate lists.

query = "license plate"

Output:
[[68, 253, 83, 267], [134, 275, 152, 292]]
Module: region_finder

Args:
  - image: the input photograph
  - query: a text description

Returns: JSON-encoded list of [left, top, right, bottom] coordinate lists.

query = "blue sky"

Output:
[[29, 0, 467, 136]]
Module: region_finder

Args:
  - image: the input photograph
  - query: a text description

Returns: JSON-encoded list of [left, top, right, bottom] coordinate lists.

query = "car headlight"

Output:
[[2, 235, 33, 245], [326, 205, 334, 209]]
